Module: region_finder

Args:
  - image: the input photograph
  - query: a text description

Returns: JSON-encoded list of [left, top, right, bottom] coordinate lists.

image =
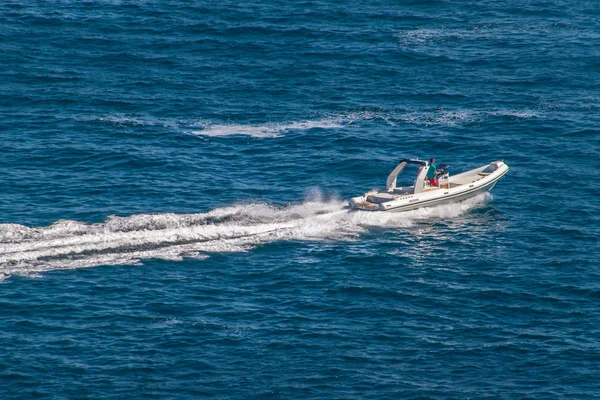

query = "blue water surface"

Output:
[[1, 0, 600, 398]]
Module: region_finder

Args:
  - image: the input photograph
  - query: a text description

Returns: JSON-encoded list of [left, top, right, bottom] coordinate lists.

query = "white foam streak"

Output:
[[190, 109, 538, 136], [192, 118, 344, 138], [93, 114, 180, 128], [397, 28, 492, 45], [0, 194, 491, 279], [89, 109, 539, 139]]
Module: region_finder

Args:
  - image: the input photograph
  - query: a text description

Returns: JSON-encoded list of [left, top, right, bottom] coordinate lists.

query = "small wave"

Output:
[[396, 23, 590, 47], [193, 124, 282, 138], [0, 193, 491, 280], [85, 107, 538, 139], [372, 108, 538, 127], [91, 114, 182, 129], [192, 108, 538, 135], [399, 109, 480, 127], [396, 27, 492, 46], [191, 118, 344, 138], [485, 109, 540, 119]]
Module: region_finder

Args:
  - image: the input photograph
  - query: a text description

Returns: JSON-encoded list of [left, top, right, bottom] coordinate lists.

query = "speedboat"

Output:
[[348, 159, 508, 212]]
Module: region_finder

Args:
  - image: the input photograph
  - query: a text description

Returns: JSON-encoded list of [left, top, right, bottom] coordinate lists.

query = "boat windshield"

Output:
[[395, 164, 423, 189]]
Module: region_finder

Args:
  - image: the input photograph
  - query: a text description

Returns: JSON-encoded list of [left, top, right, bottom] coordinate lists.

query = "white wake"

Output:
[[192, 118, 344, 138], [0, 194, 490, 280], [89, 110, 538, 138]]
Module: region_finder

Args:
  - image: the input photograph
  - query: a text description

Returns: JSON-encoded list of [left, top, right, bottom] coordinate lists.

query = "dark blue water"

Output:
[[2, 1, 600, 398]]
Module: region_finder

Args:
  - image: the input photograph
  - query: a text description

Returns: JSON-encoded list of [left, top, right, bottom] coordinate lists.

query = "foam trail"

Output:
[[192, 118, 344, 138], [0, 194, 490, 279], [190, 109, 538, 136], [89, 110, 538, 138]]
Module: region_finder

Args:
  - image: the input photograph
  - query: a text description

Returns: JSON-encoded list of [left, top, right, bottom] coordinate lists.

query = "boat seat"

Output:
[[369, 192, 397, 203], [392, 188, 413, 195], [368, 191, 413, 203]]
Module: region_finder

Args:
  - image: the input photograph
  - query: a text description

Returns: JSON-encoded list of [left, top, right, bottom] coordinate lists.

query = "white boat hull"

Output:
[[349, 161, 508, 212]]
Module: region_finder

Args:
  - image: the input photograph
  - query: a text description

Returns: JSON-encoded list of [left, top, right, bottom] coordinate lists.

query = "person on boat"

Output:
[[427, 158, 438, 187]]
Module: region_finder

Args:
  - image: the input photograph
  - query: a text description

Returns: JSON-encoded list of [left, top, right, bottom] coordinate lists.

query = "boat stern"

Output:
[[348, 195, 380, 211]]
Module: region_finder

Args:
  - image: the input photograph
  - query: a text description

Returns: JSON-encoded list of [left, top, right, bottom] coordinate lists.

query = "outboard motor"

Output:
[[437, 163, 449, 177]]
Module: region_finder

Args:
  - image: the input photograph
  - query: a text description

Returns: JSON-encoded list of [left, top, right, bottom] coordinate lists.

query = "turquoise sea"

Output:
[[1, 1, 600, 398]]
